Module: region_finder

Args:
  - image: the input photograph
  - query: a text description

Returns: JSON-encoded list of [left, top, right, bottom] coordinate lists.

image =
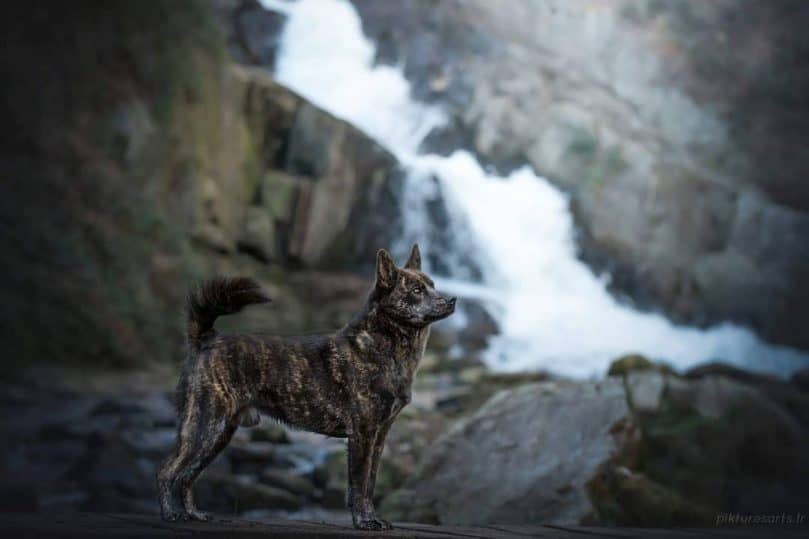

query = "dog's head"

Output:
[[373, 244, 456, 328]]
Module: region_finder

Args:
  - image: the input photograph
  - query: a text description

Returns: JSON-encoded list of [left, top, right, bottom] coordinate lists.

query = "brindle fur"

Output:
[[157, 245, 455, 530]]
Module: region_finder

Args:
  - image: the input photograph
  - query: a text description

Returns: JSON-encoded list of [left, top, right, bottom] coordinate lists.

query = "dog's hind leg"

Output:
[[178, 413, 238, 521], [158, 386, 239, 522], [158, 383, 198, 521]]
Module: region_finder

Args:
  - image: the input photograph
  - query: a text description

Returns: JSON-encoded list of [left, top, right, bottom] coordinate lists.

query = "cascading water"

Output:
[[261, 0, 809, 378]]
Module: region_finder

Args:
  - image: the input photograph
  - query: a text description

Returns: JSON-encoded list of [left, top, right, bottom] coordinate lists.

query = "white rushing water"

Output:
[[261, 0, 809, 378]]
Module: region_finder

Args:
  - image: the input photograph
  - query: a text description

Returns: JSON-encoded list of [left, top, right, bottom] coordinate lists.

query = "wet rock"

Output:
[[119, 428, 176, 458], [199, 472, 301, 512], [251, 420, 290, 444], [793, 367, 809, 393], [227, 441, 277, 474], [260, 468, 318, 499]]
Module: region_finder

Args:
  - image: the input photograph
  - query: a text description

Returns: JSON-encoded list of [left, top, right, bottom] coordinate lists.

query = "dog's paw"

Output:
[[161, 509, 190, 522], [354, 517, 393, 531], [186, 510, 212, 522]]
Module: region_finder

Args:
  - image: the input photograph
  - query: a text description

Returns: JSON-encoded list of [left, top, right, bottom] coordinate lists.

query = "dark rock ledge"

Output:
[[0, 513, 805, 539]]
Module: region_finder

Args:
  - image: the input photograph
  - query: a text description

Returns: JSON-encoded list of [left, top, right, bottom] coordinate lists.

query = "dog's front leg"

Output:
[[348, 431, 392, 531], [367, 420, 394, 502]]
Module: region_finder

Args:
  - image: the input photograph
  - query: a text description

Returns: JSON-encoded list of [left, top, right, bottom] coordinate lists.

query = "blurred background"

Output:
[[1, 0, 809, 527]]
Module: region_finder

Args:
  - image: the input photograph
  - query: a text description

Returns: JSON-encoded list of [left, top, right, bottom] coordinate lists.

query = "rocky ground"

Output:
[[2, 355, 808, 527], [0, 351, 515, 522]]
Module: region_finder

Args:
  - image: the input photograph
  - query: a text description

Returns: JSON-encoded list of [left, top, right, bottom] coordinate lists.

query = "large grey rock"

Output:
[[382, 379, 629, 525]]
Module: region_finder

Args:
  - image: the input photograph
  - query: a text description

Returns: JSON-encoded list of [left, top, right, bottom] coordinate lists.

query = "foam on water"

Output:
[[261, 0, 809, 378]]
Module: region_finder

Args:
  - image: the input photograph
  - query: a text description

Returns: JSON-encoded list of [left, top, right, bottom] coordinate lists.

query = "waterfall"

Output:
[[260, 0, 808, 378]]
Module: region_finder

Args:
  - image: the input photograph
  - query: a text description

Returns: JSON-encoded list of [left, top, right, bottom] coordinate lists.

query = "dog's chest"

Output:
[[375, 329, 429, 419]]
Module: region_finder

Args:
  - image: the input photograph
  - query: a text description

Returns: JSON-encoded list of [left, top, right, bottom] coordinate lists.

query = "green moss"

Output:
[[609, 354, 678, 378], [264, 172, 300, 221], [605, 147, 629, 176], [567, 127, 599, 157]]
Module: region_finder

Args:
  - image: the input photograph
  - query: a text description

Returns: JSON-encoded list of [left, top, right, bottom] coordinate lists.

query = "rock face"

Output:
[[349, 0, 809, 349], [382, 379, 630, 525], [208, 65, 402, 269], [0, 1, 401, 371]]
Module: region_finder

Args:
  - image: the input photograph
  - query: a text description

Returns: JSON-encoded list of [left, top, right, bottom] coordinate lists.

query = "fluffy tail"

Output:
[[186, 277, 271, 350]]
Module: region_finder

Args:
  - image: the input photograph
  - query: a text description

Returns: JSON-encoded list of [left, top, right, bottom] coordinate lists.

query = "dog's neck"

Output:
[[343, 298, 419, 338], [341, 297, 428, 364]]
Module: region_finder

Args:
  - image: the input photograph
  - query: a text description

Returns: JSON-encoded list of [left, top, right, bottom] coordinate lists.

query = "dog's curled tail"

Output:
[[186, 277, 271, 350]]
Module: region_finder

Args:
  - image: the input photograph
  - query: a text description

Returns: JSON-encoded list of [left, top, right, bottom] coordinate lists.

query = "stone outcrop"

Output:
[[382, 356, 809, 526], [382, 379, 630, 525], [349, 0, 809, 349], [198, 65, 402, 269]]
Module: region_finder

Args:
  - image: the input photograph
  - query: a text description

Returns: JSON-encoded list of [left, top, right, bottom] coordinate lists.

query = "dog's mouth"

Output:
[[427, 297, 456, 322]]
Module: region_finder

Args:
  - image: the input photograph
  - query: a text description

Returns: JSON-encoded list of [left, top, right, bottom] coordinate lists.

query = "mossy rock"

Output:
[[587, 465, 713, 526], [608, 354, 675, 376]]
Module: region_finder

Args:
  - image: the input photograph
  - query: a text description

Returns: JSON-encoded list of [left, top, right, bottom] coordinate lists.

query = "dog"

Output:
[[157, 244, 455, 530]]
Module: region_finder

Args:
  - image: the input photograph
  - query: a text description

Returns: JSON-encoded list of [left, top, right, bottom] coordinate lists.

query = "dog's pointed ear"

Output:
[[376, 249, 398, 290], [404, 243, 421, 271]]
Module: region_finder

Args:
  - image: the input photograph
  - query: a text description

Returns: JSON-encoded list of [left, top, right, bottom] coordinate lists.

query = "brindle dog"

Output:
[[157, 244, 455, 530]]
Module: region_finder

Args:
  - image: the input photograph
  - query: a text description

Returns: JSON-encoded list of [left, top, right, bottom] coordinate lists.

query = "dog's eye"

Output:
[[412, 287, 423, 295]]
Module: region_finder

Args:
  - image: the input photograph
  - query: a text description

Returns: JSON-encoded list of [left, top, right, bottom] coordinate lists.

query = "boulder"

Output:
[[624, 371, 665, 414], [382, 379, 629, 525]]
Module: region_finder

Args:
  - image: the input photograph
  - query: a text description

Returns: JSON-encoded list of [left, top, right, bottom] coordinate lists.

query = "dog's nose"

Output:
[[448, 297, 457, 306]]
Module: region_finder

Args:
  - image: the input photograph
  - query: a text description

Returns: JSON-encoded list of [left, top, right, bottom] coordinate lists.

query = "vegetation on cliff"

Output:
[[0, 0, 400, 373]]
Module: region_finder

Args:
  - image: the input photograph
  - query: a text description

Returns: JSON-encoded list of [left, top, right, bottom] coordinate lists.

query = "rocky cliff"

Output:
[[0, 1, 401, 373], [349, 0, 809, 350]]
